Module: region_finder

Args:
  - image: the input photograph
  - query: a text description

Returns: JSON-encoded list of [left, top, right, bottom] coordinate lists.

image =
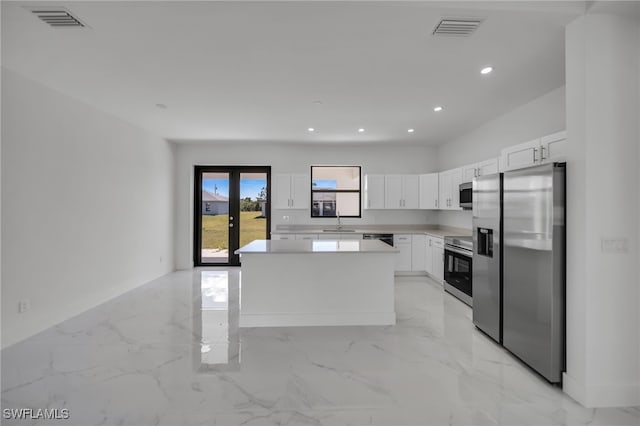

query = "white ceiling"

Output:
[[2, 1, 584, 145]]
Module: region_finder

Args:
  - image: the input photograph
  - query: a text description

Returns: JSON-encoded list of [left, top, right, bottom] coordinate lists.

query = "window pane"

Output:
[[311, 192, 360, 217], [312, 166, 360, 190], [335, 192, 360, 216]]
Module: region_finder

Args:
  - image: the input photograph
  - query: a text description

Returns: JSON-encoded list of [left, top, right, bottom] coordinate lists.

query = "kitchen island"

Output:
[[235, 239, 398, 327]]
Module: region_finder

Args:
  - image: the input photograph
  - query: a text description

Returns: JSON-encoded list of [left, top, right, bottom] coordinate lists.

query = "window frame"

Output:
[[310, 165, 362, 218]]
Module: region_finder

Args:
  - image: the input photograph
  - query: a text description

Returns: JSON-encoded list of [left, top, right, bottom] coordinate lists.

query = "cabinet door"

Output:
[[438, 171, 450, 210], [385, 175, 403, 209], [501, 139, 541, 171], [425, 237, 433, 274], [295, 234, 318, 240], [431, 238, 444, 283], [477, 158, 499, 176], [273, 174, 292, 209], [449, 168, 463, 210], [290, 174, 309, 209], [541, 131, 567, 163], [340, 233, 364, 240], [395, 245, 412, 271], [271, 234, 293, 240], [402, 175, 420, 209], [462, 163, 478, 182], [364, 175, 386, 209], [411, 234, 426, 271], [419, 173, 439, 209]]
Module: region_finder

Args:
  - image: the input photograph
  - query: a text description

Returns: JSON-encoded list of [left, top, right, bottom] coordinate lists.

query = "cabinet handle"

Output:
[[533, 148, 538, 163], [435, 199, 438, 208], [541, 146, 546, 161]]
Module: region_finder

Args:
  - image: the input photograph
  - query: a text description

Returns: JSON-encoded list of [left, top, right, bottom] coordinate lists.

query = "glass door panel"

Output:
[[201, 172, 230, 264], [239, 173, 268, 249]]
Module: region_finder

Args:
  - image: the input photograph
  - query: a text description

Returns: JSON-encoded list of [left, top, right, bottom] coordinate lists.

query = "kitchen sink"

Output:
[[322, 229, 356, 232]]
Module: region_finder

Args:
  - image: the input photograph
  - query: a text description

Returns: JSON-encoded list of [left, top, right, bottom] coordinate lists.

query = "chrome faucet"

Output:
[[336, 211, 342, 229]]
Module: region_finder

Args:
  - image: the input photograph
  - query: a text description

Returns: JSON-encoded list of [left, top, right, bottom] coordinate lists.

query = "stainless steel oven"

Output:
[[444, 236, 473, 306]]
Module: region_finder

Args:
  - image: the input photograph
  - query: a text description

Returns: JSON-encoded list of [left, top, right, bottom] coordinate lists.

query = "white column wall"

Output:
[[564, 12, 640, 407]]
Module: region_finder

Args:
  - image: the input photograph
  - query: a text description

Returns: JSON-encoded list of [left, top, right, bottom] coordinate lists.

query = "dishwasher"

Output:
[[362, 233, 394, 247]]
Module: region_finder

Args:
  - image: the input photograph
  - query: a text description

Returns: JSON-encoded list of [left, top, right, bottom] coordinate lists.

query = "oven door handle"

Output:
[[444, 246, 473, 257]]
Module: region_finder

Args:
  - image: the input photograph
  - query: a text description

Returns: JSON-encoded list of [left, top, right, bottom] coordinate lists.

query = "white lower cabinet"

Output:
[[425, 236, 444, 284], [394, 234, 412, 271], [318, 233, 363, 240], [271, 234, 293, 240], [411, 234, 426, 271], [295, 234, 318, 240]]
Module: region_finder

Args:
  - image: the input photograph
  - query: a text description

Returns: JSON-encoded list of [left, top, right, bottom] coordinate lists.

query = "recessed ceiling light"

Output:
[[408, 128, 415, 133], [433, 106, 443, 112], [358, 128, 365, 133], [481, 66, 493, 75], [307, 127, 315, 132], [156, 103, 167, 109]]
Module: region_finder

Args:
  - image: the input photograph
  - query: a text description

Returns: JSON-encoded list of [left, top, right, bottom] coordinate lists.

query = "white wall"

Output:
[[564, 11, 640, 407], [435, 86, 566, 229], [1, 69, 175, 348], [173, 142, 438, 269]]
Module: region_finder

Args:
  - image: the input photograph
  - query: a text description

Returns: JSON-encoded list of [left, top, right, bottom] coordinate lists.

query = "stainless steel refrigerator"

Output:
[[473, 163, 565, 384], [503, 162, 565, 383], [472, 173, 503, 344]]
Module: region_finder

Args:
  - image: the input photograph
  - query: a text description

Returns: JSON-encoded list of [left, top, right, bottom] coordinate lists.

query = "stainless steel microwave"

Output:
[[459, 182, 472, 209]]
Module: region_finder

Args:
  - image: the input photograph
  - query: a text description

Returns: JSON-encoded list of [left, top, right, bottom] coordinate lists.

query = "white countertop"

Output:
[[271, 225, 472, 239], [235, 239, 400, 254]]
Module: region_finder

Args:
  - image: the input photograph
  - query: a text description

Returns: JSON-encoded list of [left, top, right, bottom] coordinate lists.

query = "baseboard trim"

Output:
[[239, 311, 396, 327], [563, 372, 640, 407]]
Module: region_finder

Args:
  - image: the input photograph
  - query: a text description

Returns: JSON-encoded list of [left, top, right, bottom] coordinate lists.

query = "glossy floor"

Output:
[[1, 269, 639, 426]]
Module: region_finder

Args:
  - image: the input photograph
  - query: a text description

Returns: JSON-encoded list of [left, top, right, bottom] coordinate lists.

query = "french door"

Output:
[[194, 166, 271, 266]]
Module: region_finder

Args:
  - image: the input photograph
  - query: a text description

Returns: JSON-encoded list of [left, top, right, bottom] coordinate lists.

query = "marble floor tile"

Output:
[[2, 269, 639, 426]]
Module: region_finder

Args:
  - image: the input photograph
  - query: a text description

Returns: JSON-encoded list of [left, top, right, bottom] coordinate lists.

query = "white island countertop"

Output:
[[235, 239, 399, 254]]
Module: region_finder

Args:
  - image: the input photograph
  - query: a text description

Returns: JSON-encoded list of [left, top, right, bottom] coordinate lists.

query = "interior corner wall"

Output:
[[173, 142, 439, 270], [564, 12, 640, 408], [1, 68, 175, 348], [435, 86, 566, 229]]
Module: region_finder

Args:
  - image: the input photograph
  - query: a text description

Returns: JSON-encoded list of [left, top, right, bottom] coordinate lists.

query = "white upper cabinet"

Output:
[[364, 174, 385, 209], [385, 175, 419, 209], [402, 175, 420, 209], [461, 158, 499, 182], [501, 131, 566, 172], [419, 173, 439, 209], [273, 174, 309, 209], [476, 158, 499, 176], [439, 168, 463, 210], [462, 164, 477, 183], [540, 130, 568, 163], [501, 138, 541, 171]]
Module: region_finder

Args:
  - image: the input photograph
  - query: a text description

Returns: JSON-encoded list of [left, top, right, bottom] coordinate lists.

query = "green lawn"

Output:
[[202, 211, 267, 249]]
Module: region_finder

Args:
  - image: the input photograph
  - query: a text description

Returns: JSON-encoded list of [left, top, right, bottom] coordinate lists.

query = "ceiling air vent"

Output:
[[30, 8, 85, 28], [433, 18, 483, 37]]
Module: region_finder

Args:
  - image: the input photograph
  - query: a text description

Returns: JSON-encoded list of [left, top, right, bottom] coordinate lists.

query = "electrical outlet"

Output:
[[282, 215, 290, 222], [601, 238, 629, 253], [18, 299, 30, 313]]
